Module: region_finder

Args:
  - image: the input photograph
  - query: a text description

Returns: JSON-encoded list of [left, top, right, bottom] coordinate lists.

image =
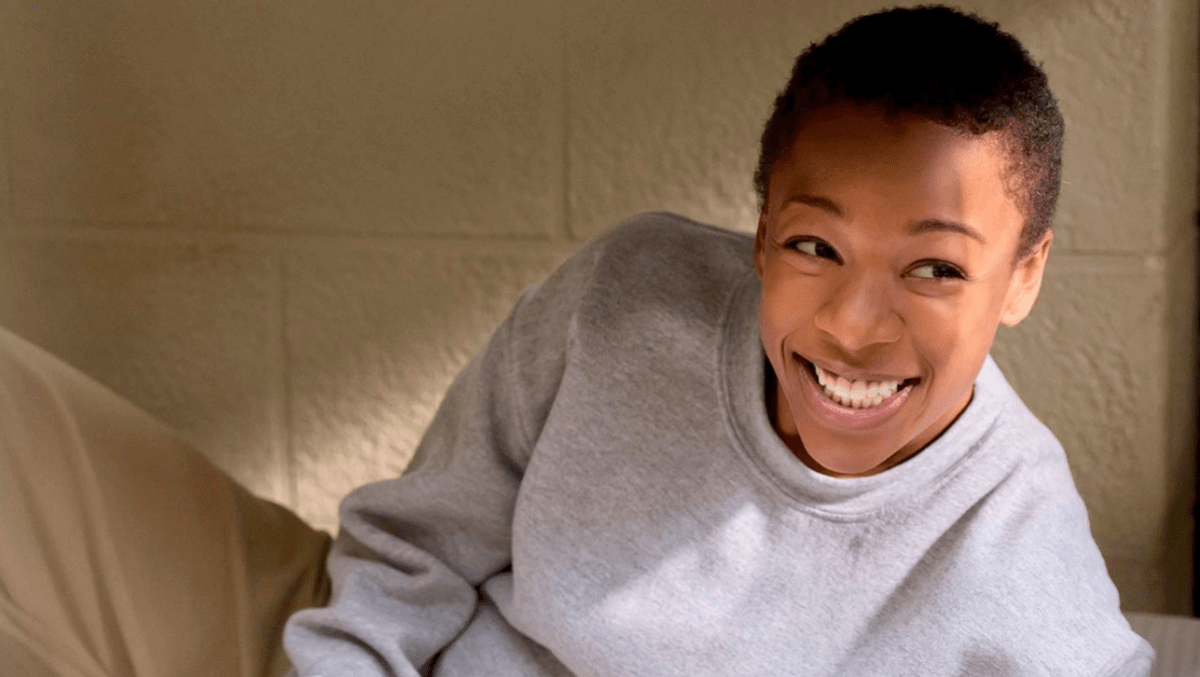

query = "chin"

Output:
[[801, 433, 899, 477], [811, 453, 887, 478]]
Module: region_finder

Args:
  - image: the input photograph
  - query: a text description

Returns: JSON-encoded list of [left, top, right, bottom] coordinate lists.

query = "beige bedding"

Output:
[[1126, 613, 1200, 677]]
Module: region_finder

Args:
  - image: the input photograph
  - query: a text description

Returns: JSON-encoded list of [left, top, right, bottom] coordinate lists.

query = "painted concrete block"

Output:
[[4, 0, 562, 237], [1018, 0, 1165, 253], [954, 0, 1184, 256], [565, 0, 876, 240], [990, 252, 1175, 611], [0, 235, 286, 503], [285, 244, 569, 532]]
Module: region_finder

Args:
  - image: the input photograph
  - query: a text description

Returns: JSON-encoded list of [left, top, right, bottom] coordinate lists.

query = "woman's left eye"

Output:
[[909, 262, 965, 280]]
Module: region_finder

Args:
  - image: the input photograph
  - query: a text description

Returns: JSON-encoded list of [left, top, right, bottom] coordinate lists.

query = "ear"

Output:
[[754, 213, 768, 279], [999, 230, 1052, 327]]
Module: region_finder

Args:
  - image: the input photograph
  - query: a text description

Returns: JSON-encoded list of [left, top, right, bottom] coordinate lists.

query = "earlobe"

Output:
[[1000, 231, 1053, 327]]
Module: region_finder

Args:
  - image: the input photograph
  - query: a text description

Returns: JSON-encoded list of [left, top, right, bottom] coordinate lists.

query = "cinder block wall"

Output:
[[0, 0, 1194, 614]]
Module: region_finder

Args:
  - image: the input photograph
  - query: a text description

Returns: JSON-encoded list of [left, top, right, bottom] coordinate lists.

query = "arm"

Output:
[[283, 318, 531, 675], [283, 241, 595, 676], [1103, 649, 1154, 677]]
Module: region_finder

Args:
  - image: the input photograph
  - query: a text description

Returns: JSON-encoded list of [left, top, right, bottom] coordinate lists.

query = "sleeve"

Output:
[[1102, 646, 1154, 677], [282, 238, 597, 677]]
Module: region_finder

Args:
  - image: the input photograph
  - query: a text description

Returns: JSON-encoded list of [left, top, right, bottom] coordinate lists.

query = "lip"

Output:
[[797, 355, 914, 429]]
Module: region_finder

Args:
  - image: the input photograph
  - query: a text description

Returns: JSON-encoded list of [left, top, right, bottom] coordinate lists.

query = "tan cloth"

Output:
[[0, 327, 332, 677]]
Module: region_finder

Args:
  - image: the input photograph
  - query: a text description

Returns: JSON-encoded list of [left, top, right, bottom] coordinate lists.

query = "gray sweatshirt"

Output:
[[284, 213, 1153, 676]]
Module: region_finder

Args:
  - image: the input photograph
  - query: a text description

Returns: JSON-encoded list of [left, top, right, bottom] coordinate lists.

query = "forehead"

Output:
[[767, 104, 1022, 248]]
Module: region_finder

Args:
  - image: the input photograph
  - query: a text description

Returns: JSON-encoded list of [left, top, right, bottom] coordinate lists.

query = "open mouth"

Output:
[[800, 357, 920, 410]]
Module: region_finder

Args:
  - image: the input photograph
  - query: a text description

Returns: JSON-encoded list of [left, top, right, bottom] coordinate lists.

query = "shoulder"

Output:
[[508, 211, 753, 325], [964, 361, 1100, 588], [585, 211, 755, 284], [516, 212, 753, 303], [965, 358, 1082, 517], [517, 212, 756, 335], [494, 213, 756, 442], [592, 211, 753, 251], [938, 359, 1153, 674]]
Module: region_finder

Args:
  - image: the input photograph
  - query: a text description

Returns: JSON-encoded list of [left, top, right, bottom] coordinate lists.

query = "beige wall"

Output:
[[0, 0, 1194, 614]]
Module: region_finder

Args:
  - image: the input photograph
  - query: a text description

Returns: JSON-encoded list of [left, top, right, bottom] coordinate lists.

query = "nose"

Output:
[[813, 273, 903, 353]]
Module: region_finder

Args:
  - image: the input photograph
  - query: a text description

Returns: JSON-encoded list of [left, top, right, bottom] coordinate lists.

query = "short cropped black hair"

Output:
[[754, 5, 1064, 259]]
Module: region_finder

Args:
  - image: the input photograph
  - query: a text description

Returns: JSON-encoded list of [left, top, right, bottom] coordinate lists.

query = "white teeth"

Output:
[[812, 363, 905, 409], [833, 376, 850, 401]]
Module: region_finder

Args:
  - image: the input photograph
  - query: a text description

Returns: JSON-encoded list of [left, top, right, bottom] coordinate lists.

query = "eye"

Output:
[[909, 261, 966, 280], [787, 237, 841, 263]]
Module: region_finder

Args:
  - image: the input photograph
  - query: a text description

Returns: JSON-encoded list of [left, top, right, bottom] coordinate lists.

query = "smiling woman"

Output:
[[755, 104, 1051, 477], [282, 7, 1155, 677]]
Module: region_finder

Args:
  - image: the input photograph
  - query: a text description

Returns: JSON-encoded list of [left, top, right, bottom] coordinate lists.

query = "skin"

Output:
[[754, 103, 1052, 477]]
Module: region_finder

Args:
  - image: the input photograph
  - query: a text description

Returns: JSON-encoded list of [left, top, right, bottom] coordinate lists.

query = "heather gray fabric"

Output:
[[284, 213, 1154, 677]]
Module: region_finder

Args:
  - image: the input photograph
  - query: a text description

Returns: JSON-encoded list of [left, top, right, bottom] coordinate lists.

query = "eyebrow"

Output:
[[782, 194, 843, 217], [782, 194, 986, 245], [909, 218, 987, 244]]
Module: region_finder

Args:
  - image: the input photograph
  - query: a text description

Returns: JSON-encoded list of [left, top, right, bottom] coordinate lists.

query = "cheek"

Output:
[[906, 293, 1000, 377], [758, 297, 792, 361], [758, 274, 818, 349], [908, 302, 962, 353]]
